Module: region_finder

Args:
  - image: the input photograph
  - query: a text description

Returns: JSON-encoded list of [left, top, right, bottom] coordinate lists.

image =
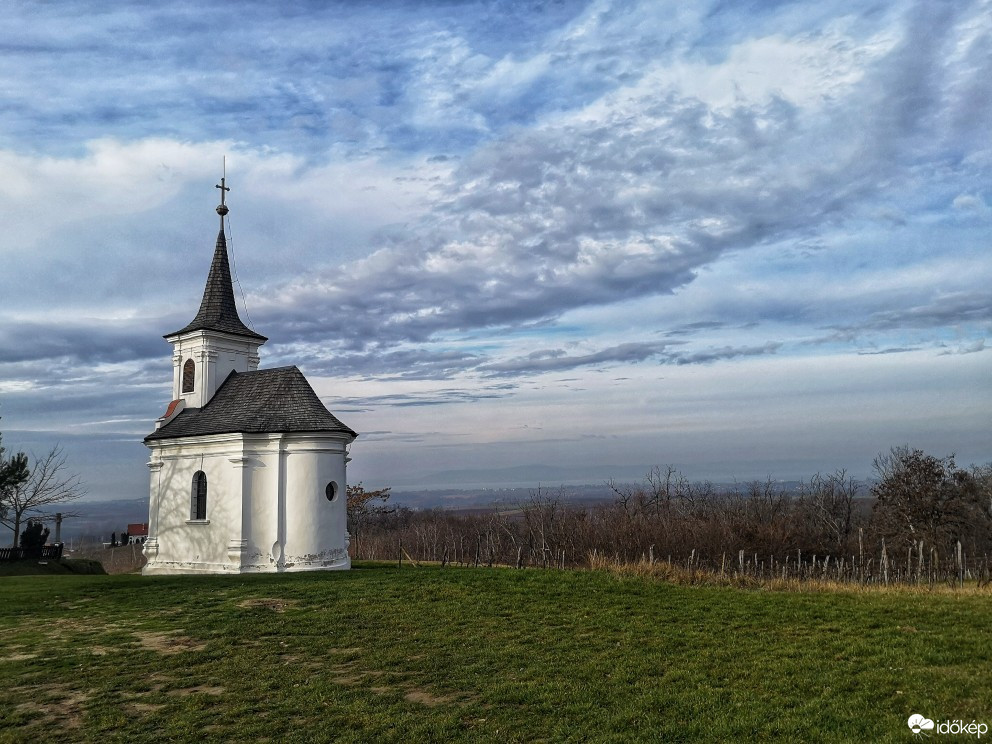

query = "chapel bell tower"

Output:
[[161, 177, 267, 412]]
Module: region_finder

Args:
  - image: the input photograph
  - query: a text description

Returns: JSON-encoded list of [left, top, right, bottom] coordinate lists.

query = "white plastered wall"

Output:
[[144, 431, 352, 575], [144, 434, 247, 574], [280, 434, 350, 571]]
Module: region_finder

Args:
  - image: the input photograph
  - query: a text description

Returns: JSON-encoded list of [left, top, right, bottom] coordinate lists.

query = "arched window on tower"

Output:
[[182, 359, 195, 393], [191, 471, 207, 520]]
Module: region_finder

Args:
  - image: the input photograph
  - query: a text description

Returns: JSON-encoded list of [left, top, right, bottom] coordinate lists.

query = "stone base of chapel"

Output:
[[142, 553, 351, 575]]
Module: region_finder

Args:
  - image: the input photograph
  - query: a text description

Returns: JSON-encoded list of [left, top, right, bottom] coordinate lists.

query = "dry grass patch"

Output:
[[49, 617, 122, 636], [134, 630, 206, 654], [2, 651, 38, 661], [167, 684, 225, 696], [403, 688, 457, 707], [15, 685, 90, 729], [236, 597, 297, 612], [128, 701, 166, 714], [588, 554, 992, 596], [328, 664, 381, 685]]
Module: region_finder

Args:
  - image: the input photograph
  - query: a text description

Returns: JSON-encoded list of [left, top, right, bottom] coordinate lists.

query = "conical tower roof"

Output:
[[166, 227, 267, 342]]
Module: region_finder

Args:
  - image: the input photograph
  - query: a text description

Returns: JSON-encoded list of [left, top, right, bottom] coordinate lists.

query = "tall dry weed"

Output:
[[586, 552, 992, 595]]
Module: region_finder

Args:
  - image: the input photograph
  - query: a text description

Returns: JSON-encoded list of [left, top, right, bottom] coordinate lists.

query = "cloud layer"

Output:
[[0, 0, 989, 492]]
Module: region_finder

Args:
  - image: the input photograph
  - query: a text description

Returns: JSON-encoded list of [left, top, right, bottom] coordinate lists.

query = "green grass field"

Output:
[[1, 564, 989, 742]]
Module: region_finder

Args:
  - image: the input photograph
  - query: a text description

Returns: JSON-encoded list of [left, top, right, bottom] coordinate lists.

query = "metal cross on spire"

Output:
[[216, 177, 230, 206], [215, 166, 230, 222]]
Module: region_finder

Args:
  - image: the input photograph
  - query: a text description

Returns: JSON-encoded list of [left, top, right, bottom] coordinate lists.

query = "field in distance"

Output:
[[1, 564, 988, 742]]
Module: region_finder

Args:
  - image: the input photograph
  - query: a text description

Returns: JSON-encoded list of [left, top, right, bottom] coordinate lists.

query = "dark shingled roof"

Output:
[[166, 229, 267, 341], [145, 366, 356, 441]]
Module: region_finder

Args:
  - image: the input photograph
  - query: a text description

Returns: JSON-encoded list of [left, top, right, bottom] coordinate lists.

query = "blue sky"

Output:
[[0, 0, 988, 497]]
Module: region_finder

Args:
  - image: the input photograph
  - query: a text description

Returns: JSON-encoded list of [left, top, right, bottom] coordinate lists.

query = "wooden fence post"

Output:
[[881, 539, 888, 586], [858, 527, 864, 583], [957, 541, 964, 588]]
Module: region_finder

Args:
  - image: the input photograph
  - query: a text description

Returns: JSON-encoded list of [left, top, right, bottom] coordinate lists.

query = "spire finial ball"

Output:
[[216, 204, 229, 216]]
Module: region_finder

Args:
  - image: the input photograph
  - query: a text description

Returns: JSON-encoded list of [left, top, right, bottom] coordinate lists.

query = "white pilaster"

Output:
[[228, 455, 253, 568], [145, 460, 164, 558]]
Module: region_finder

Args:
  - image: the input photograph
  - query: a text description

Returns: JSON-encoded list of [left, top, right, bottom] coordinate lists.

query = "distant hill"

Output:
[[389, 483, 619, 511], [399, 463, 652, 489]]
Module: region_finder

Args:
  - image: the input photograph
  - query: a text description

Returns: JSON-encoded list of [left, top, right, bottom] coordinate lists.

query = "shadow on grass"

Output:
[[0, 558, 106, 577]]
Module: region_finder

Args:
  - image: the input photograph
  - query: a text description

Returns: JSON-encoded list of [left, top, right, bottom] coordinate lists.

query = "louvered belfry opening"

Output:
[[182, 359, 195, 393]]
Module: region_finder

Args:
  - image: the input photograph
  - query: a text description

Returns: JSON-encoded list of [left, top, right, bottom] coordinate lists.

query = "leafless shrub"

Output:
[[351, 452, 992, 588]]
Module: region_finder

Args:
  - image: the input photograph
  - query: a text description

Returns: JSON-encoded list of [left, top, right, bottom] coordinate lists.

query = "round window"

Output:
[[325, 481, 338, 502]]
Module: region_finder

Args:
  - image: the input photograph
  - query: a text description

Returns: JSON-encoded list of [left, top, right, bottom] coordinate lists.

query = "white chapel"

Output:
[[142, 179, 357, 575]]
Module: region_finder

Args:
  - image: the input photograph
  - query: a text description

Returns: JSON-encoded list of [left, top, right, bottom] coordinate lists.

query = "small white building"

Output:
[[142, 183, 357, 575]]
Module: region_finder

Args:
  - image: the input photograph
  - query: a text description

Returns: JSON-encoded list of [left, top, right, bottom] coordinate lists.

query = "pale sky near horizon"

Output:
[[0, 0, 989, 500]]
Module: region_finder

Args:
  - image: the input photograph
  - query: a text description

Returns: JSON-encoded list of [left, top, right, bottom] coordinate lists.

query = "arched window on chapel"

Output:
[[182, 359, 195, 393], [191, 471, 207, 520]]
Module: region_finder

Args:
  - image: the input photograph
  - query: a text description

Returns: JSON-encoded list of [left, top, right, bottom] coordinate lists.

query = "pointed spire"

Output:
[[166, 179, 267, 341]]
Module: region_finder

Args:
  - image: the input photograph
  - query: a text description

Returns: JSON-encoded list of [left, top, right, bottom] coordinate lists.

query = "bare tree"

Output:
[[800, 470, 861, 555], [723, 478, 798, 555], [520, 486, 567, 567], [871, 447, 986, 553], [0, 426, 30, 528], [346, 482, 392, 557], [970, 463, 992, 523], [1, 445, 85, 547]]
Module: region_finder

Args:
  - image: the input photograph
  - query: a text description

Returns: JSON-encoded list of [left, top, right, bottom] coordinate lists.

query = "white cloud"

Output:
[[655, 26, 896, 111], [952, 192, 991, 216]]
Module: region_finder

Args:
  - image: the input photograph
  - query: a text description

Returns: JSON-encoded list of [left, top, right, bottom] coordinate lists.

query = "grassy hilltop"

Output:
[[1, 564, 989, 742]]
